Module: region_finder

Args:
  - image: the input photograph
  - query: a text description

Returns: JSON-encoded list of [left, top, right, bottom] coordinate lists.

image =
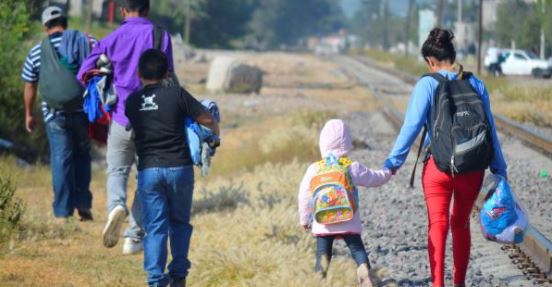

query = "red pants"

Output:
[[422, 157, 484, 287]]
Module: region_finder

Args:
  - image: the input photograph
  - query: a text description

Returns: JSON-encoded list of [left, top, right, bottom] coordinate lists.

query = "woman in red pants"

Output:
[[383, 28, 508, 287]]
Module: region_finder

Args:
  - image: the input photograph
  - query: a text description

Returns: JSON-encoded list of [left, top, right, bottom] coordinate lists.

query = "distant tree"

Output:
[[0, 0, 48, 161], [190, 0, 258, 48], [351, 0, 405, 50], [150, 0, 205, 40], [495, 0, 541, 51], [249, 0, 346, 48]]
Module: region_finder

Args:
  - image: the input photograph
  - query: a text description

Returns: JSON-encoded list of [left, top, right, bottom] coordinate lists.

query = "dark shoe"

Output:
[[319, 254, 330, 279], [169, 277, 186, 287], [78, 209, 94, 221]]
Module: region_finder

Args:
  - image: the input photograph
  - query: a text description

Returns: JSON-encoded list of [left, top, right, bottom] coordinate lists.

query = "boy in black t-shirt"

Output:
[[125, 49, 219, 287]]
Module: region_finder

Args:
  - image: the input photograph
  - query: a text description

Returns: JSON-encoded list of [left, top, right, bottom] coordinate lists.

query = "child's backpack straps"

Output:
[[318, 154, 353, 169]]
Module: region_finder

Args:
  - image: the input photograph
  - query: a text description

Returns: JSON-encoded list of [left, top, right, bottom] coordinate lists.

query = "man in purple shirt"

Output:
[[77, 0, 175, 255]]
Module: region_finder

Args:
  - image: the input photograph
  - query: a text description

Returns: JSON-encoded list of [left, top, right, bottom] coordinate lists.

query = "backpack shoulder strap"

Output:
[[422, 72, 447, 83], [409, 125, 428, 188], [460, 71, 473, 80], [338, 157, 353, 168], [153, 25, 164, 50], [40, 37, 59, 62]]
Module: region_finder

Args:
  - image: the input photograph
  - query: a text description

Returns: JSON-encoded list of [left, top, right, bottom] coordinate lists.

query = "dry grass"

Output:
[[189, 161, 360, 287], [0, 154, 366, 287], [207, 110, 333, 177], [0, 52, 385, 286], [490, 85, 552, 127]]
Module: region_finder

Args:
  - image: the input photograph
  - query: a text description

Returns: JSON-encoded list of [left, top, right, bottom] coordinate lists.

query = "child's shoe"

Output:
[[319, 254, 330, 279], [356, 263, 373, 287]]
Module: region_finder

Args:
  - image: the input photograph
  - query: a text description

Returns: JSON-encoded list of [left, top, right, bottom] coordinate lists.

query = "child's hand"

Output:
[[302, 224, 311, 231]]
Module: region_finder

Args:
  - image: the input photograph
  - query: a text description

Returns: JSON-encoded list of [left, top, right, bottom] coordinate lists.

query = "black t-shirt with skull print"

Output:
[[125, 83, 206, 170]]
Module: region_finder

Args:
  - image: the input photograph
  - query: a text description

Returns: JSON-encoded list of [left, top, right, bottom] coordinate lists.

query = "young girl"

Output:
[[298, 119, 392, 287]]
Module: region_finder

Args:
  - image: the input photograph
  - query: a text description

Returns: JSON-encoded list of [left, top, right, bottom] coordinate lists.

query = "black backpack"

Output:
[[153, 26, 180, 87], [38, 36, 84, 111], [410, 71, 493, 186]]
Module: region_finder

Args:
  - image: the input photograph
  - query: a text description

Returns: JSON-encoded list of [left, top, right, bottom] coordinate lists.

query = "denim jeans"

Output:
[[138, 166, 194, 287], [106, 121, 144, 239], [45, 112, 92, 217], [315, 234, 370, 272]]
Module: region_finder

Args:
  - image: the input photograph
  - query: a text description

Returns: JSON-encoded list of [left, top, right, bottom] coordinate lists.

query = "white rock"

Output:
[[206, 56, 263, 94]]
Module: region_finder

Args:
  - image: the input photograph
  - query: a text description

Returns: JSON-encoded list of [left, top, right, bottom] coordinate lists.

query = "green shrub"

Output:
[[0, 176, 24, 253], [0, 1, 47, 162]]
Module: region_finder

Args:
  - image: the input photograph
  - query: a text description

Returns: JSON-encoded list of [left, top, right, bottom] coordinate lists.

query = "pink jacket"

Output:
[[298, 119, 391, 235]]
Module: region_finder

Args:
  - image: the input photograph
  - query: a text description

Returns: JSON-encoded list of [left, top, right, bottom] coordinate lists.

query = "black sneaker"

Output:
[[78, 209, 93, 221]]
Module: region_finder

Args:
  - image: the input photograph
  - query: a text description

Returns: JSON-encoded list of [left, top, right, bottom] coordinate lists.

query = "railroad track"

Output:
[[350, 55, 552, 158], [334, 55, 552, 286]]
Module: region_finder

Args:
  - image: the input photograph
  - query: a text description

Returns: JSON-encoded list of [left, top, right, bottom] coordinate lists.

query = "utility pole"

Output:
[[457, 0, 462, 22], [477, 0, 483, 74], [86, 0, 94, 30], [405, 0, 414, 56], [540, 0, 546, 59], [382, 0, 389, 50], [184, 0, 191, 45], [437, 0, 444, 27]]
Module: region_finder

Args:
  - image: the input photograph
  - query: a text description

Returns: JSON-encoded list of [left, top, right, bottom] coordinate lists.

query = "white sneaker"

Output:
[[102, 205, 127, 248], [122, 237, 144, 255]]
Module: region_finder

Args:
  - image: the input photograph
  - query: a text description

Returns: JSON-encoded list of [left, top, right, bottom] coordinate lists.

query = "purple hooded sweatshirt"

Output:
[[77, 17, 174, 127]]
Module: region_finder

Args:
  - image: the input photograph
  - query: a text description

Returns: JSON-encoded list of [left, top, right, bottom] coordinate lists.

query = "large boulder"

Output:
[[206, 56, 263, 94]]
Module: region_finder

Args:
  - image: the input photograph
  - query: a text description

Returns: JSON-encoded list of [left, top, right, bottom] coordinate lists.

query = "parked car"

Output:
[[499, 49, 552, 78]]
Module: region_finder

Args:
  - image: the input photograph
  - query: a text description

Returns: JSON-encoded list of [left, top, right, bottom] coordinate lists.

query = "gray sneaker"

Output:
[[102, 205, 127, 248], [122, 237, 144, 255]]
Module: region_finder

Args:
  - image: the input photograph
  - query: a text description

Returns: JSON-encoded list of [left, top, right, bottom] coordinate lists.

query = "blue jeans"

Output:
[[315, 234, 370, 272], [138, 166, 194, 287], [45, 112, 92, 217]]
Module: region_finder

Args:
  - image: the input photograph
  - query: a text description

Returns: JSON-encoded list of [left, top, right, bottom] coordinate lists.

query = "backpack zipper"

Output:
[[450, 154, 459, 176]]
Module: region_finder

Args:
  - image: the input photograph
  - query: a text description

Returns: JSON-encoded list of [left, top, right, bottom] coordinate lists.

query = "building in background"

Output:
[[418, 9, 437, 52], [47, 0, 105, 18]]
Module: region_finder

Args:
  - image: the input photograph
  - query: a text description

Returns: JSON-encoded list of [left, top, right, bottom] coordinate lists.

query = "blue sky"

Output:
[[340, 0, 433, 18]]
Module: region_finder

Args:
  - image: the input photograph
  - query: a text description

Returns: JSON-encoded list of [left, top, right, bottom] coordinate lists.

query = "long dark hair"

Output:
[[421, 28, 456, 63]]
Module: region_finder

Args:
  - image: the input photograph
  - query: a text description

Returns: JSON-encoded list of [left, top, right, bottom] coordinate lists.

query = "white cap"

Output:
[[41, 6, 64, 25]]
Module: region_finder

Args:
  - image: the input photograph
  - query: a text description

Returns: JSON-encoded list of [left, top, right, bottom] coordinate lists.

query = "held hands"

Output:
[[302, 224, 311, 232]]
